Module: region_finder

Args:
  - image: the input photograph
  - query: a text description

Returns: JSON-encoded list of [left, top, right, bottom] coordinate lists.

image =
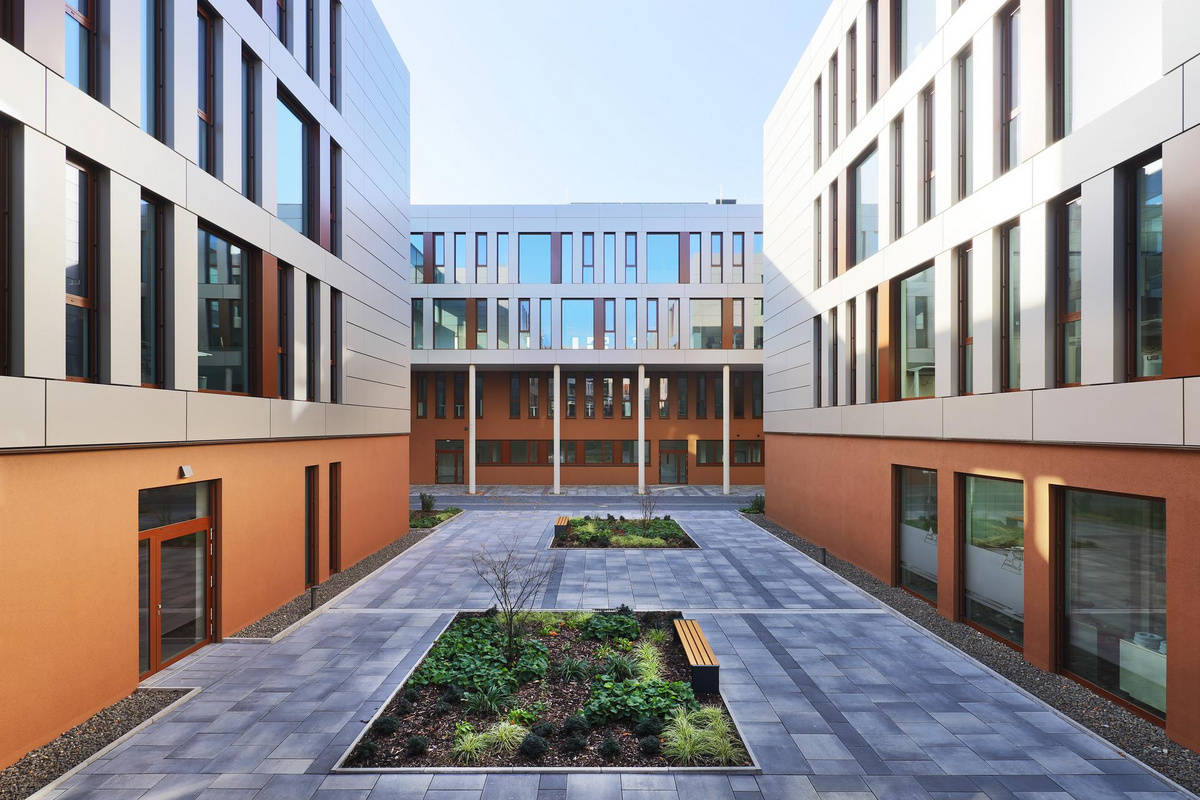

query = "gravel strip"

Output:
[[743, 512, 1200, 794], [0, 688, 188, 800], [231, 519, 451, 638]]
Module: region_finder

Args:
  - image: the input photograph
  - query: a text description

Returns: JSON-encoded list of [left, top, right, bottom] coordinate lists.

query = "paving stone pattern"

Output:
[[46, 506, 1190, 799]]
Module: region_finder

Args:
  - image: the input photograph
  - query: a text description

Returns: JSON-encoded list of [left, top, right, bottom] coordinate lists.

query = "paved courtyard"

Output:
[[44, 503, 1190, 799]]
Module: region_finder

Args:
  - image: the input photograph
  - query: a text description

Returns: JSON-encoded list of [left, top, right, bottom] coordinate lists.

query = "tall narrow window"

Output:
[[828, 53, 839, 148], [0, 123, 8, 375], [277, 264, 291, 396], [625, 298, 637, 348], [624, 233, 637, 283], [733, 372, 745, 418], [328, 0, 340, 108], [813, 316, 823, 407], [142, 0, 165, 139], [197, 6, 216, 175], [603, 232, 616, 282], [1, 0, 19, 45], [753, 299, 763, 349], [454, 372, 465, 418], [848, 297, 857, 404], [433, 232, 445, 283], [751, 232, 763, 283], [584, 375, 595, 418], [242, 49, 259, 202], [963, 475, 1025, 645], [328, 461, 341, 573], [198, 226, 252, 393], [435, 373, 446, 417], [566, 374, 577, 417], [956, 47, 973, 200], [847, 24, 858, 128], [829, 181, 839, 280], [305, 275, 318, 401], [867, 0, 879, 105], [509, 373, 519, 418], [65, 0, 97, 95], [1000, 221, 1021, 390], [454, 232, 467, 283], [710, 232, 722, 283], [1128, 156, 1162, 379], [621, 376, 632, 418], [957, 245, 973, 395], [582, 232, 594, 283], [689, 232, 701, 282], [1051, 0, 1072, 140], [518, 298, 531, 349], [475, 232, 487, 283], [304, 465, 318, 587], [677, 374, 688, 419], [897, 466, 938, 603], [276, 0, 288, 47], [829, 308, 839, 405], [851, 145, 879, 265], [813, 196, 823, 289], [646, 298, 659, 348], [603, 298, 615, 349], [411, 233, 424, 285], [539, 298, 551, 348], [65, 160, 97, 381], [697, 374, 708, 418], [752, 373, 763, 417], [528, 374, 539, 418], [813, 77, 823, 167], [657, 376, 668, 419], [475, 372, 484, 418], [897, 264, 935, 399], [329, 139, 341, 256], [561, 233, 573, 283], [891, 115, 904, 239], [732, 298, 744, 349], [277, 95, 313, 237], [496, 232, 509, 282], [1057, 194, 1082, 386], [894, 0, 935, 76], [411, 297, 423, 350], [497, 298, 509, 349], [1000, 4, 1021, 174], [920, 83, 935, 222], [140, 195, 164, 387], [731, 232, 744, 283], [604, 376, 615, 418], [868, 287, 879, 401], [415, 373, 427, 418], [304, 0, 317, 78], [330, 288, 341, 401]]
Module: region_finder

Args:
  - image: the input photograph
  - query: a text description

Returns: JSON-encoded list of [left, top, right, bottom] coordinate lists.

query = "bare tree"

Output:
[[639, 490, 657, 529], [472, 535, 554, 664]]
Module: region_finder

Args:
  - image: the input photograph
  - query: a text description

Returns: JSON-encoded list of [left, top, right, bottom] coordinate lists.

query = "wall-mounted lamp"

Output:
[[179, 465, 194, 479]]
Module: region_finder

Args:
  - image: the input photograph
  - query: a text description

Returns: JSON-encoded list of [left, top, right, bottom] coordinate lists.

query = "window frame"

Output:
[[475, 231, 487, 282], [957, 244, 973, 395], [582, 231, 594, 283], [276, 89, 317, 239], [65, 157, 98, 382], [920, 83, 935, 222], [197, 4, 217, 175], [328, 0, 340, 108], [958, 472, 1026, 650], [709, 232, 722, 283], [891, 114, 904, 239], [1124, 151, 1164, 382], [1000, 220, 1021, 392], [849, 143, 879, 267], [867, 0, 879, 105], [847, 23, 858, 128], [955, 46, 972, 201], [848, 297, 857, 404], [813, 314, 823, 407], [999, 2, 1021, 174], [624, 232, 637, 283], [143, 0, 167, 140], [305, 274, 318, 401], [329, 138, 341, 256], [892, 262, 936, 401], [241, 47, 259, 202], [197, 222, 256, 395], [813, 76, 823, 167], [65, 0, 98, 95], [277, 263, 291, 397], [330, 287, 341, 401], [1055, 191, 1082, 387], [140, 192, 166, 388], [828, 51, 839, 148], [829, 307, 839, 406]]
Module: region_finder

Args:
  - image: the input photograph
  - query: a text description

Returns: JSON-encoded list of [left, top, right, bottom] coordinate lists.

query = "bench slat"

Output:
[[674, 619, 717, 666]]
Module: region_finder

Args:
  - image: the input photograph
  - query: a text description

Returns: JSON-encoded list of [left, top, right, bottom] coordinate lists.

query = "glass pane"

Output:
[[197, 230, 250, 392], [604, 233, 616, 282], [898, 265, 935, 398], [497, 233, 509, 282], [139, 483, 209, 530], [141, 201, 159, 385], [1134, 159, 1163, 377], [647, 233, 679, 283], [435, 452, 460, 483], [963, 476, 1025, 645], [276, 98, 309, 236], [900, 0, 935, 71], [690, 299, 723, 349], [138, 540, 150, 674], [433, 299, 467, 349], [497, 299, 509, 349], [625, 299, 637, 348], [1063, 489, 1166, 716], [412, 298, 424, 350], [65, 15, 90, 92], [518, 233, 551, 283], [65, 304, 90, 379], [561, 233, 573, 281], [141, 0, 157, 134], [540, 299, 552, 348], [897, 467, 937, 602], [561, 299, 594, 349], [160, 531, 207, 663], [65, 165, 87, 297], [854, 148, 879, 263], [1005, 226, 1021, 388]]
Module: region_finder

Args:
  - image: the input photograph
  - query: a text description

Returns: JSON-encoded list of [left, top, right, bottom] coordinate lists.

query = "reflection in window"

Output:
[[1062, 488, 1165, 717], [751, 232, 763, 283], [603, 233, 616, 282], [432, 299, 466, 350], [710, 233, 722, 283], [277, 97, 311, 236], [646, 298, 659, 348], [474, 298, 487, 349], [497, 298, 509, 349], [582, 232, 594, 283], [897, 265, 935, 398], [141, 197, 163, 386], [411, 233, 424, 284], [454, 232, 466, 283], [731, 232, 744, 283], [625, 299, 637, 349], [853, 146, 879, 264], [1000, 4, 1021, 173], [647, 233, 679, 283], [197, 8, 216, 173], [475, 232, 487, 283], [518, 233, 551, 283], [625, 233, 637, 283], [497, 233, 509, 282], [539, 299, 551, 348], [963, 476, 1025, 645], [752, 298, 764, 349], [565, 375, 577, 418], [142, 0, 164, 137], [691, 299, 722, 349], [897, 467, 937, 602], [561, 233, 573, 283], [896, 0, 935, 74], [197, 227, 250, 392], [1001, 222, 1021, 390], [956, 47, 973, 199], [958, 246, 973, 394], [604, 298, 615, 348], [66, 162, 96, 381], [562, 299, 594, 349], [518, 298, 530, 349], [1131, 158, 1162, 378], [732, 299, 744, 349], [66, 0, 96, 94], [412, 298, 423, 350], [1058, 196, 1082, 385], [667, 298, 679, 349]]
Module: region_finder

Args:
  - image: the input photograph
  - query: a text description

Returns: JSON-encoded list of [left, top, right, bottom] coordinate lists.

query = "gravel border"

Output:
[[0, 688, 188, 800], [232, 516, 456, 638], [742, 512, 1200, 795]]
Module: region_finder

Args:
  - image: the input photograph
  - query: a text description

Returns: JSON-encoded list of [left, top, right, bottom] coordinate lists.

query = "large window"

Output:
[[691, 299, 722, 349], [957, 245, 973, 395], [66, 0, 97, 94], [1057, 194, 1082, 386], [624, 233, 637, 282], [897, 265, 935, 399], [894, 0, 935, 75], [140, 196, 164, 387], [1061, 488, 1165, 717], [497, 298, 509, 349], [241, 49, 259, 202], [956, 47, 973, 200], [709, 232, 722, 283], [1000, 222, 1021, 390], [647, 233, 679, 283], [1129, 156, 1163, 379], [432, 299, 466, 350], [518, 233, 551, 283], [539, 298, 551, 349], [197, 6, 216, 174], [897, 466, 937, 603], [963, 475, 1025, 645], [142, 0, 165, 139], [66, 161, 97, 381], [198, 227, 251, 393], [562, 299, 594, 349], [277, 96, 312, 237], [1000, 3, 1021, 174], [732, 440, 763, 465], [852, 145, 879, 265]]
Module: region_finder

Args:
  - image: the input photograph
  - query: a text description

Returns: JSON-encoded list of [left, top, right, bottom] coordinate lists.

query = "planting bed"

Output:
[[409, 507, 463, 529], [551, 516, 697, 549], [344, 610, 748, 769]]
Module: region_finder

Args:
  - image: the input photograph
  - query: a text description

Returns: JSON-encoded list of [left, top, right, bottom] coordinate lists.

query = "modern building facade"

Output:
[[409, 203, 764, 490], [763, 0, 1200, 749], [0, 0, 411, 768]]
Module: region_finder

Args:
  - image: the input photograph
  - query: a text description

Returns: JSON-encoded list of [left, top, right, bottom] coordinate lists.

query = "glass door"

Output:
[[159, 529, 209, 663], [435, 439, 465, 484], [658, 440, 688, 484]]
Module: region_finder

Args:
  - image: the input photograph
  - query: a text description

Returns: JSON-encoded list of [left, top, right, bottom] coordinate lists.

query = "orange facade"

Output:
[[0, 434, 410, 770], [765, 432, 1200, 751]]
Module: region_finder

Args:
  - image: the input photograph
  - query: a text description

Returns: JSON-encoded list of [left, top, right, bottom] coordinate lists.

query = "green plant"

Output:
[[639, 735, 661, 755], [553, 657, 590, 683], [646, 627, 670, 646], [452, 732, 489, 764], [419, 492, 436, 511], [602, 653, 638, 681], [353, 740, 379, 761], [454, 720, 475, 739], [599, 736, 621, 760], [506, 703, 544, 727], [582, 679, 698, 724], [411, 617, 547, 694], [661, 706, 747, 766], [635, 716, 664, 737], [560, 733, 588, 753], [613, 637, 634, 652], [482, 721, 528, 754], [405, 735, 428, 756], [433, 700, 451, 716], [403, 687, 419, 703], [395, 698, 413, 715], [465, 683, 512, 716], [532, 721, 555, 739], [519, 733, 549, 759], [739, 493, 766, 514], [560, 715, 590, 737], [440, 684, 464, 704], [633, 642, 663, 681], [372, 716, 401, 737], [563, 611, 594, 629], [580, 613, 640, 641]]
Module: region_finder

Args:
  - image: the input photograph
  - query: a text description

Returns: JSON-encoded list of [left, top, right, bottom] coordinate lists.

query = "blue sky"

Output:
[[377, 1, 828, 206]]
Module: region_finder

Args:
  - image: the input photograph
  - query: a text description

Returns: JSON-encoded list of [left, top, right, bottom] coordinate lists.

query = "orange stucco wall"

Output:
[[764, 431, 1200, 751], [0, 434, 409, 770]]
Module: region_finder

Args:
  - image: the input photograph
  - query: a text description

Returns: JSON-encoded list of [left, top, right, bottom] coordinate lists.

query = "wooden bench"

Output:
[[674, 618, 719, 694], [554, 516, 570, 538]]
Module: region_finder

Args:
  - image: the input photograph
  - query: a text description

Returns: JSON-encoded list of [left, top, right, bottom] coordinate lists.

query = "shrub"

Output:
[[613, 637, 634, 652], [395, 698, 413, 715], [635, 716, 664, 737], [531, 721, 555, 739], [599, 736, 621, 760], [560, 733, 588, 753], [405, 735, 428, 756], [440, 684, 464, 704], [601, 653, 638, 681], [553, 657, 590, 683], [562, 611, 593, 629], [740, 493, 766, 514], [582, 679, 697, 725], [639, 735, 662, 755], [580, 613, 640, 641], [483, 721, 528, 754], [433, 700, 451, 716], [411, 617, 548, 695], [353, 740, 379, 761], [403, 686, 419, 703], [372, 716, 400, 737], [465, 683, 512, 716], [633, 643, 662, 681], [661, 706, 747, 766], [560, 715, 590, 737], [519, 733, 549, 759], [420, 492, 436, 512]]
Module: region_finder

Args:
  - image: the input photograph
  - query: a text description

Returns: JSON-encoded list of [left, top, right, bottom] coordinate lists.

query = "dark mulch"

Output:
[[0, 688, 188, 800], [743, 512, 1200, 795], [347, 612, 744, 769], [551, 518, 698, 549]]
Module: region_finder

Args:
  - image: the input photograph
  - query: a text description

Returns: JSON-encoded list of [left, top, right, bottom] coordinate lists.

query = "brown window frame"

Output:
[[328, 0, 340, 107], [920, 83, 935, 222], [305, 274, 319, 401], [329, 287, 341, 401], [65, 1, 98, 96], [1123, 149, 1163, 383], [304, 0, 317, 78], [829, 180, 838, 281], [414, 372, 427, 418], [867, 287, 879, 402], [867, 0, 879, 106], [999, 2, 1020, 174], [277, 89, 319, 241], [1000, 220, 1020, 391], [847, 23, 858, 129], [276, 0, 289, 46], [891, 114, 904, 239], [813, 195, 823, 288], [813, 315, 823, 407], [304, 465, 319, 587], [241, 47, 259, 202], [1, 0, 22, 46], [0, 121, 8, 376], [830, 307, 839, 406], [848, 297, 857, 404], [955, 46, 971, 201], [197, 4, 217, 176], [828, 52, 839, 148], [329, 139, 341, 256], [145, 0, 167, 140], [1050, 0, 1067, 141], [1055, 192, 1082, 387], [813, 77, 823, 167], [65, 157, 99, 382], [141, 192, 167, 388], [276, 263, 291, 399], [328, 461, 341, 572], [957, 244, 973, 395]]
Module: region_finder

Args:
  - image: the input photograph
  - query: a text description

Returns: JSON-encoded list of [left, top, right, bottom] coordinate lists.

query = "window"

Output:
[[497, 233, 509, 282], [894, 0, 935, 75], [621, 376, 632, 418], [434, 373, 445, 418], [411, 234, 424, 284], [891, 115, 904, 238], [329, 139, 341, 255], [241, 49, 258, 201], [454, 232, 466, 283], [956, 47, 973, 200], [828, 53, 838, 148], [528, 374, 539, 418], [732, 371, 745, 418], [733, 441, 763, 465], [197, 6, 216, 174], [666, 298, 679, 349], [142, 0, 165, 139], [277, 95, 313, 237], [897, 264, 935, 399], [475, 232, 487, 283], [829, 181, 838, 280], [920, 83, 935, 222], [1000, 221, 1021, 390], [1057, 194, 1082, 386], [752, 299, 763, 350], [565, 375, 577, 418], [276, 264, 290, 397], [558, 441, 575, 465], [198, 226, 251, 393], [813, 77, 823, 167], [328, 0, 340, 108], [520, 298, 534, 349], [714, 373, 724, 418], [1, 0, 18, 45], [731, 232, 744, 283], [1000, 4, 1020, 174], [868, 287, 879, 401], [656, 377, 668, 419], [539, 298, 551, 348], [603, 232, 616, 282], [140, 195, 164, 387], [330, 288, 341, 402], [328, 461, 341, 573], [691, 299, 722, 349], [1051, 0, 1072, 140], [829, 308, 839, 405], [497, 298, 510, 349], [433, 232, 445, 283], [415, 373, 427, 418], [750, 232, 763, 283], [0, 123, 8, 375], [508, 373, 519, 418], [813, 197, 822, 288], [813, 316, 822, 407], [562, 299, 594, 349], [276, 0, 288, 46], [957, 246, 973, 394], [732, 299, 744, 349], [752, 372, 763, 417], [689, 232, 701, 282], [647, 233, 679, 283], [304, 0, 317, 78], [603, 376, 615, 418], [518, 233, 551, 283], [896, 466, 937, 603], [619, 441, 648, 465], [1128, 156, 1163, 379], [65, 0, 96, 94], [305, 275, 318, 401], [584, 441, 614, 465], [710, 232, 722, 283], [867, 0, 879, 105], [584, 375, 595, 418], [411, 298, 423, 350], [582, 232, 594, 283], [1061, 488, 1165, 718], [454, 372, 465, 418], [604, 298, 615, 349], [625, 299, 637, 348], [624, 233, 637, 282], [304, 465, 318, 587], [561, 233, 573, 283], [847, 24, 857, 128], [697, 441, 721, 465], [962, 475, 1025, 645], [474, 298, 487, 349], [675, 375, 688, 419], [696, 374, 708, 418], [65, 161, 97, 381], [432, 299, 466, 350], [851, 145, 879, 265], [848, 297, 857, 404], [646, 298, 659, 348]]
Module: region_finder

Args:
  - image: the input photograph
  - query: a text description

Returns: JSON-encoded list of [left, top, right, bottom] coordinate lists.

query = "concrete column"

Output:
[[637, 363, 646, 494], [468, 364, 477, 494], [722, 364, 730, 495], [552, 363, 561, 495]]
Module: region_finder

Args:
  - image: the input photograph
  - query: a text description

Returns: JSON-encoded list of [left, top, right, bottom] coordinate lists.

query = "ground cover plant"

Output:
[[552, 514, 697, 549], [345, 607, 749, 768], [409, 494, 462, 529]]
